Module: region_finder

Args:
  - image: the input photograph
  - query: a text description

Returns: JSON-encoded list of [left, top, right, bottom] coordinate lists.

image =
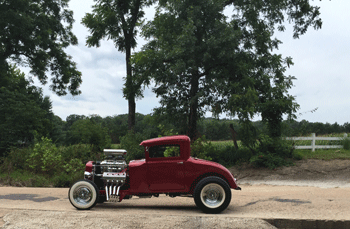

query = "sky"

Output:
[[25, 0, 350, 125]]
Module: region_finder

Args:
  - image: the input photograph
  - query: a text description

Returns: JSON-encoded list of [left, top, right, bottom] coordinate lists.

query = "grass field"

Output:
[[210, 138, 350, 161], [294, 149, 350, 160]]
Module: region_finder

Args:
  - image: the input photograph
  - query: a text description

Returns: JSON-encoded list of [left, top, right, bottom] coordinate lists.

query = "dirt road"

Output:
[[1, 183, 350, 228]]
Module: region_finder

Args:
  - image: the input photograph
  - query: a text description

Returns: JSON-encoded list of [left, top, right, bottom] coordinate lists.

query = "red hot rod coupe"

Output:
[[68, 135, 241, 213]]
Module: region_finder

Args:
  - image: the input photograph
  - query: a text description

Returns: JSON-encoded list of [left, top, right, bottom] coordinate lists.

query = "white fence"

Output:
[[285, 133, 348, 152]]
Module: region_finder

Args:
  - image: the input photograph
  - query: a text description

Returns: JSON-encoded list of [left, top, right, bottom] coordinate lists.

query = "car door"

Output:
[[147, 145, 185, 191]]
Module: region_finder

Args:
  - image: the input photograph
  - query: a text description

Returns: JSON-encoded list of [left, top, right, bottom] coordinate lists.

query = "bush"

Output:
[[203, 142, 253, 167], [342, 137, 350, 150], [0, 147, 31, 172], [1, 137, 94, 187], [249, 134, 295, 169], [67, 118, 111, 151], [52, 171, 83, 187], [120, 131, 146, 162], [249, 153, 288, 169], [191, 136, 213, 161], [59, 144, 99, 164], [26, 137, 61, 175]]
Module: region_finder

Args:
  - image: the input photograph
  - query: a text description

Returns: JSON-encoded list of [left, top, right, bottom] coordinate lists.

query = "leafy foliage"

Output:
[[66, 117, 111, 151], [249, 135, 295, 169], [190, 136, 214, 161], [0, 65, 55, 157], [119, 130, 145, 162], [1, 138, 95, 187], [0, 0, 81, 95], [133, 0, 321, 141], [26, 137, 61, 175]]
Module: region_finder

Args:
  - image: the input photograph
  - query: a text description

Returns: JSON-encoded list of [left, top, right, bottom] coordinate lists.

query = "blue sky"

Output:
[[25, 0, 350, 125]]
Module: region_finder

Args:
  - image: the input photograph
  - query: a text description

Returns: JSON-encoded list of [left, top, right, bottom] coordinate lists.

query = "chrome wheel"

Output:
[[200, 183, 225, 208], [73, 185, 94, 206], [194, 176, 231, 213], [68, 180, 98, 210]]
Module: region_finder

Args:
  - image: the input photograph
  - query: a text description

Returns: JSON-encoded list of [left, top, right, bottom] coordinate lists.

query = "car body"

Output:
[[69, 135, 241, 213]]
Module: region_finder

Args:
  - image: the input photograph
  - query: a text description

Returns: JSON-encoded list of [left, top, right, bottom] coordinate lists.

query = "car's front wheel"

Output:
[[68, 179, 99, 210], [194, 176, 231, 213]]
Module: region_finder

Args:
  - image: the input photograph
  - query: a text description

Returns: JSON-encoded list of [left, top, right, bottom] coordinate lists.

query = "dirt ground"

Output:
[[229, 159, 350, 187]]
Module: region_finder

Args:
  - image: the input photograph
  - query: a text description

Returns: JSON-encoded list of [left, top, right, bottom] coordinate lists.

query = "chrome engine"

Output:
[[101, 149, 127, 202], [86, 149, 128, 202]]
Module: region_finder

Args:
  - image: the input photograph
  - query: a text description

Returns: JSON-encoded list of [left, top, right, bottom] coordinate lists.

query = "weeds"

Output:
[[342, 137, 350, 150]]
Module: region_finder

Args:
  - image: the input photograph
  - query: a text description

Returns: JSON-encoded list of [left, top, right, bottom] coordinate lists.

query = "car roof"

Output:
[[140, 135, 190, 146]]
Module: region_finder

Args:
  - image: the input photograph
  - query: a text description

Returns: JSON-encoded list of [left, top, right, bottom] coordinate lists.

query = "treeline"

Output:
[[37, 113, 239, 148], [35, 112, 350, 149], [282, 120, 350, 137]]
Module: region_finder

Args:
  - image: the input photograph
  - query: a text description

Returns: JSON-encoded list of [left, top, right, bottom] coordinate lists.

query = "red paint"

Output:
[[122, 135, 238, 197], [86, 135, 239, 202], [85, 161, 93, 173]]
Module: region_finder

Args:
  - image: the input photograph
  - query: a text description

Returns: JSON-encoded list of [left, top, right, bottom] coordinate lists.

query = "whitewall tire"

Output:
[[194, 176, 231, 213], [68, 180, 99, 210]]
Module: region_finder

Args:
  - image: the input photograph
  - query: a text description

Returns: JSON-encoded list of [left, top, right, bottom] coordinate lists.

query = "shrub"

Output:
[[205, 142, 253, 167], [59, 144, 99, 164], [26, 137, 62, 175], [249, 134, 295, 169], [249, 153, 287, 169], [191, 136, 213, 161], [0, 147, 31, 172], [342, 137, 350, 150], [120, 131, 145, 162], [1, 137, 103, 187], [52, 171, 83, 187], [67, 118, 111, 151]]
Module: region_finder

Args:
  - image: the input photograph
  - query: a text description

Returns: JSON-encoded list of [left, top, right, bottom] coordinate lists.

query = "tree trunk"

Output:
[[128, 97, 136, 131], [125, 46, 135, 131], [188, 75, 199, 141], [229, 124, 239, 150]]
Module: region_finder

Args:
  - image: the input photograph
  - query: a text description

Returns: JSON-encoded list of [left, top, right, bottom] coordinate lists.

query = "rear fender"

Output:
[[189, 172, 231, 194]]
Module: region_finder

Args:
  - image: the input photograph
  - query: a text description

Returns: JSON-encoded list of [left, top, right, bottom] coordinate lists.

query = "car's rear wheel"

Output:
[[194, 176, 231, 213], [68, 180, 99, 210]]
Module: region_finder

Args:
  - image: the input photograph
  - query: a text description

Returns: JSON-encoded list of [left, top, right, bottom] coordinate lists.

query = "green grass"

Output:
[[210, 138, 350, 161], [295, 149, 350, 160]]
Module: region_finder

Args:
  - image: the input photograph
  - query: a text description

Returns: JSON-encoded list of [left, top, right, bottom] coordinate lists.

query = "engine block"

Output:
[[92, 149, 128, 201]]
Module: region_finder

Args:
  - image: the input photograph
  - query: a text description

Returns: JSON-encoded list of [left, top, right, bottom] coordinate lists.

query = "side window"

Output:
[[148, 145, 180, 158]]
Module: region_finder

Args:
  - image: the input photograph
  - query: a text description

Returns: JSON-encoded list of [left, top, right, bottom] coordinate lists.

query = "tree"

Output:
[[66, 117, 111, 150], [82, 0, 153, 130], [133, 0, 321, 141], [0, 65, 53, 156], [0, 0, 82, 95]]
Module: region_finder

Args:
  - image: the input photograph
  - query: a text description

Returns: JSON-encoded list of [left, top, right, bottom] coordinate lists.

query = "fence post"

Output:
[[311, 133, 316, 152]]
